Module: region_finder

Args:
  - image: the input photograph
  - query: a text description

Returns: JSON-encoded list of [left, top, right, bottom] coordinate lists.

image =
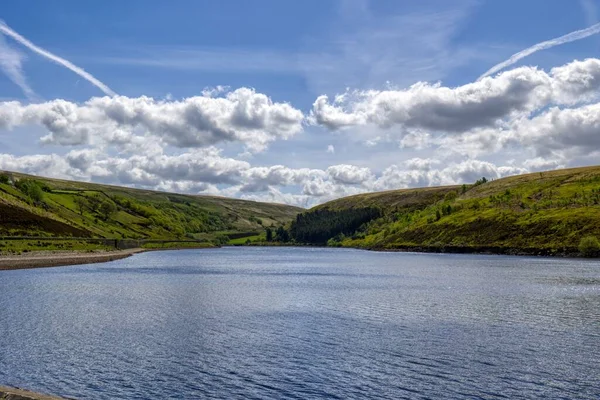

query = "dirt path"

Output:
[[0, 248, 146, 271]]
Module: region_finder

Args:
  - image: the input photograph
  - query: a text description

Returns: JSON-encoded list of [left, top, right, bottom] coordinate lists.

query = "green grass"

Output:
[[293, 165, 600, 256], [0, 170, 303, 244], [228, 234, 265, 245], [0, 239, 113, 255]]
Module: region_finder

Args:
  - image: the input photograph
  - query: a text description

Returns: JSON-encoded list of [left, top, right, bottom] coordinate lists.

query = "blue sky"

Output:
[[1, 0, 600, 206]]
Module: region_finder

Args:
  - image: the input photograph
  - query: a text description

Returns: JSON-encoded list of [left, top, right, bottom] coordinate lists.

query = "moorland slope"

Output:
[[286, 166, 600, 256]]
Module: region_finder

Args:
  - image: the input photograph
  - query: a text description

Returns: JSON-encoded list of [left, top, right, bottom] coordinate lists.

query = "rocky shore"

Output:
[[0, 248, 145, 270], [0, 385, 67, 400]]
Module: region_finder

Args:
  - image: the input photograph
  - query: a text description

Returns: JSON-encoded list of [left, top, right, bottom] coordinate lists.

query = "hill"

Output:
[[284, 165, 600, 257], [0, 170, 302, 251]]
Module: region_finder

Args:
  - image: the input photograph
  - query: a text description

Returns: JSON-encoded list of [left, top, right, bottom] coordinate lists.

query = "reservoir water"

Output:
[[0, 247, 599, 399]]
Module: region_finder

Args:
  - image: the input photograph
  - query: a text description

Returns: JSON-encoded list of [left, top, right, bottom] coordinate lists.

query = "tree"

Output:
[[579, 236, 600, 257], [99, 201, 117, 221], [15, 179, 44, 203], [474, 177, 488, 186], [0, 174, 9, 184], [265, 227, 273, 242], [461, 184, 468, 194], [275, 226, 290, 242], [289, 207, 382, 244], [74, 196, 87, 215], [87, 194, 102, 213]]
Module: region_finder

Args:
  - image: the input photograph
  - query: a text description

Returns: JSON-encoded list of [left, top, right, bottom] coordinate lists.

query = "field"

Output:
[[0, 170, 302, 253]]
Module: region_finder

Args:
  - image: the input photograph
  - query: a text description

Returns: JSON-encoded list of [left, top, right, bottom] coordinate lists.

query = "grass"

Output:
[[297, 165, 600, 256], [0, 170, 302, 244], [0, 239, 113, 255], [228, 234, 265, 245]]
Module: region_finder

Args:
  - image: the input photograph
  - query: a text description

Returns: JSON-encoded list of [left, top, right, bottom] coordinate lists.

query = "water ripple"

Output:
[[0, 247, 599, 399]]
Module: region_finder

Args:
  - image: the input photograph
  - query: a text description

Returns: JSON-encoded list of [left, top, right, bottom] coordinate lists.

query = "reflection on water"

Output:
[[0, 247, 599, 399]]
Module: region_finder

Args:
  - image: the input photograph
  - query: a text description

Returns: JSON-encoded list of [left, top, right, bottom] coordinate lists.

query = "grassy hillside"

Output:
[[0, 170, 302, 247], [284, 166, 600, 257]]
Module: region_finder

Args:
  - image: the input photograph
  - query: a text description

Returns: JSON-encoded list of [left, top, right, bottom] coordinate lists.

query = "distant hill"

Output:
[[285, 166, 600, 256], [0, 170, 303, 242]]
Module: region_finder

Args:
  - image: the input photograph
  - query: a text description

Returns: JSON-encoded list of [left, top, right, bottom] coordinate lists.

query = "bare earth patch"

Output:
[[0, 248, 145, 271]]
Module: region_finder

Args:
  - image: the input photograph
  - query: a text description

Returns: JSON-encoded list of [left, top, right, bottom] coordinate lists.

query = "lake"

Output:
[[0, 247, 599, 399]]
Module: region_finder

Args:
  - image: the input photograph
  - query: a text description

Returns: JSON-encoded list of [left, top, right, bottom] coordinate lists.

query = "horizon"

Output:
[[2, 0, 600, 207]]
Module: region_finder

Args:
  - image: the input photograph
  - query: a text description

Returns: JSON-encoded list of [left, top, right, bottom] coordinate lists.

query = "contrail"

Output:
[[0, 34, 37, 99], [0, 21, 117, 96], [479, 22, 600, 80]]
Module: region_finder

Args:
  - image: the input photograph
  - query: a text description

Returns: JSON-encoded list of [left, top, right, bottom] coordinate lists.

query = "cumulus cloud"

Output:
[[0, 153, 74, 179], [326, 164, 373, 185], [3, 53, 600, 207], [0, 88, 305, 152], [310, 66, 553, 132], [310, 58, 600, 136], [0, 146, 549, 207], [507, 103, 600, 157], [241, 165, 326, 193], [372, 159, 527, 192]]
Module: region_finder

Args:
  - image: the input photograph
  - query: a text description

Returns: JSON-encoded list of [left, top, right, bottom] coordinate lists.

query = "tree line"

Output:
[[287, 207, 382, 244]]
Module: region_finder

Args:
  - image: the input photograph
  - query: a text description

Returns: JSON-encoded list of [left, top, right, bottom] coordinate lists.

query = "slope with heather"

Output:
[[286, 166, 600, 256]]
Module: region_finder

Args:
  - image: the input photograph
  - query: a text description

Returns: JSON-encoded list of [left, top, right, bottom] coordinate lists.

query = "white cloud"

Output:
[[0, 145, 564, 207], [0, 88, 305, 152], [241, 165, 326, 193], [311, 65, 554, 132], [508, 103, 600, 157], [326, 164, 373, 185], [0, 34, 35, 99], [311, 59, 600, 136], [3, 49, 600, 208]]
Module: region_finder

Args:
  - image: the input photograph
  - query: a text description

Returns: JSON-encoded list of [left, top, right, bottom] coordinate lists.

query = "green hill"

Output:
[[285, 166, 600, 257], [0, 170, 303, 251]]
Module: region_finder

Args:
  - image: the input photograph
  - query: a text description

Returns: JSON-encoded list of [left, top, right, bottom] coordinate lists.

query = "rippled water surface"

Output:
[[1, 247, 599, 399]]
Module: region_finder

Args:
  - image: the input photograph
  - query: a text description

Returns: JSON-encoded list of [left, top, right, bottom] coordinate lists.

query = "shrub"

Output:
[[213, 234, 230, 246], [0, 174, 9, 184], [15, 179, 44, 203], [444, 191, 458, 202], [578, 236, 600, 257]]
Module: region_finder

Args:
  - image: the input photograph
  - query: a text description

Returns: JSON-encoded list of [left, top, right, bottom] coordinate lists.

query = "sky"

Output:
[[1, 0, 600, 207]]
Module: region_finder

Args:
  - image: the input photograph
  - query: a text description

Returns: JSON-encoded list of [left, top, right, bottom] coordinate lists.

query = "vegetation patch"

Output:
[[0, 170, 302, 246], [266, 165, 600, 257]]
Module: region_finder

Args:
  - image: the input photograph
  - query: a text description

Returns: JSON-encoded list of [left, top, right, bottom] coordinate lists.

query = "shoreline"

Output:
[[0, 243, 595, 272], [243, 242, 593, 259], [365, 245, 585, 258], [0, 385, 67, 400], [0, 248, 146, 271]]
